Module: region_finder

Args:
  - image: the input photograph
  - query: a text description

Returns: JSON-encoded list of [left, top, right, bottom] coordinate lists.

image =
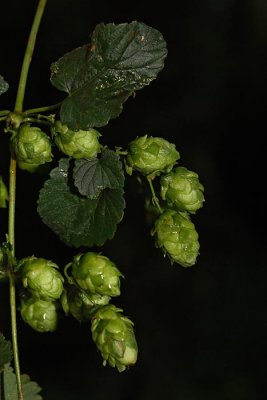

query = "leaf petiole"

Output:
[[23, 102, 62, 116], [147, 176, 163, 214]]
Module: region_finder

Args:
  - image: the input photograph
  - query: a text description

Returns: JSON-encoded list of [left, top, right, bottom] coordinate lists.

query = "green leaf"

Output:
[[0, 75, 9, 96], [37, 158, 125, 247], [0, 334, 12, 372], [3, 365, 42, 400], [50, 22, 167, 129], [73, 149, 124, 199]]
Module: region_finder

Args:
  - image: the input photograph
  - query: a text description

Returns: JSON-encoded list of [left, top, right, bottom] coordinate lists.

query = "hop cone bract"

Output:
[[160, 166, 204, 213], [91, 305, 138, 372], [71, 252, 122, 297], [52, 120, 101, 159], [20, 296, 57, 332], [152, 209, 200, 267], [20, 257, 64, 300], [126, 135, 180, 176]]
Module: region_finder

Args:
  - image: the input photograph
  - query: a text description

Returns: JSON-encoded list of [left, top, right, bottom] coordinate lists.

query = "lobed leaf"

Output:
[[37, 158, 125, 247], [50, 21, 167, 129], [0, 334, 12, 372], [0, 75, 9, 96], [73, 149, 124, 199], [3, 365, 42, 400]]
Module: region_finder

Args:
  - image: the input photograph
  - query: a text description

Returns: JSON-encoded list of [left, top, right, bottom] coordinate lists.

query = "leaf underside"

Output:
[[37, 158, 125, 247], [0, 75, 9, 96], [50, 21, 167, 129], [3, 365, 42, 400]]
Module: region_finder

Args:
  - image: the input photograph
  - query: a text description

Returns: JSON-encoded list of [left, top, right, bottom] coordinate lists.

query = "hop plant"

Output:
[[51, 120, 101, 159], [61, 285, 110, 322], [126, 135, 180, 176], [20, 296, 58, 333], [71, 252, 123, 297], [11, 123, 52, 172], [91, 305, 138, 372], [20, 257, 64, 300], [160, 166, 204, 213], [152, 209, 200, 267]]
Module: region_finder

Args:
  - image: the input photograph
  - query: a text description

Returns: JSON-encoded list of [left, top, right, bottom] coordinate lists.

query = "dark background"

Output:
[[0, 0, 266, 399]]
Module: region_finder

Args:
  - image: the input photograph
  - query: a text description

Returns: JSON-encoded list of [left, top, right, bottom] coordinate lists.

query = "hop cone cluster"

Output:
[[11, 123, 52, 172], [160, 166, 204, 213], [91, 305, 138, 372], [51, 120, 101, 159], [126, 135, 180, 176], [152, 209, 200, 267], [19, 257, 64, 332]]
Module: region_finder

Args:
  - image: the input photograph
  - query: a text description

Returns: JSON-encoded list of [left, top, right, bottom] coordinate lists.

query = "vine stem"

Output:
[[23, 102, 62, 115], [8, 1, 48, 399], [147, 177, 163, 214]]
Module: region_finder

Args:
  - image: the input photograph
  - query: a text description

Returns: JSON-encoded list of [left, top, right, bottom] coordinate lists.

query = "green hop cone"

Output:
[[0, 176, 8, 208], [20, 296, 58, 332], [71, 252, 123, 297], [91, 305, 138, 372], [126, 135, 180, 176], [51, 120, 101, 159], [160, 166, 204, 214], [152, 209, 200, 267], [11, 123, 52, 172], [62, 285, 110, 322], [20, 257, 64, 300]]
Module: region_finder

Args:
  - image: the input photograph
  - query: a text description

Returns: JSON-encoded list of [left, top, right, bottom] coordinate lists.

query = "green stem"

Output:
[[147, 177, 163, 214], [24, 102, 62, 115], [0, 110, 10, 116], [0, 116, 7, 122], [14, 0, 47, 113], [8, 1, 48, 399]]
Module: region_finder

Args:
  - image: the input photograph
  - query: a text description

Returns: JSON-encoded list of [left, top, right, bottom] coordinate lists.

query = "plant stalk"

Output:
[[147, 177, 163, 214], [8, 1, 48, 399]]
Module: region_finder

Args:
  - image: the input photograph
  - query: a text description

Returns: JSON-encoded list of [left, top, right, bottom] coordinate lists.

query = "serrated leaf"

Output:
[[50, 21, 167, 129], [0, 75, 9, 96], [73, 149, 124, 199], [37, 158, 125, 247], [0, 334, 12, 371], [3, 365, 42, 400]]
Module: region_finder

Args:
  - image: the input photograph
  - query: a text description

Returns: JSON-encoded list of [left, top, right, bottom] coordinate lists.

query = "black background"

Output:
[[0, 1, 266, 399]]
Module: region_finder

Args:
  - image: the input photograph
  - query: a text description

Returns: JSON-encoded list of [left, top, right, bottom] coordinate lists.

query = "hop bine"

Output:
[[91, 305, 138, 372]]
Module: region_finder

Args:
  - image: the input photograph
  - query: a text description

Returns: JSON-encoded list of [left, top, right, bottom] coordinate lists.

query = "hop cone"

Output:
[[62, 285, 110, 322], [152, 209, 200, 267], [52, 120, 101, 159], [126, 135, 180, 176], [20, 257, 64, 300], [20, 296, 57, 332], [71, 252, 122, 297], [91, 305, 138, 372], [12, 123, 52, 172], [160, 166, 204, 213]]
